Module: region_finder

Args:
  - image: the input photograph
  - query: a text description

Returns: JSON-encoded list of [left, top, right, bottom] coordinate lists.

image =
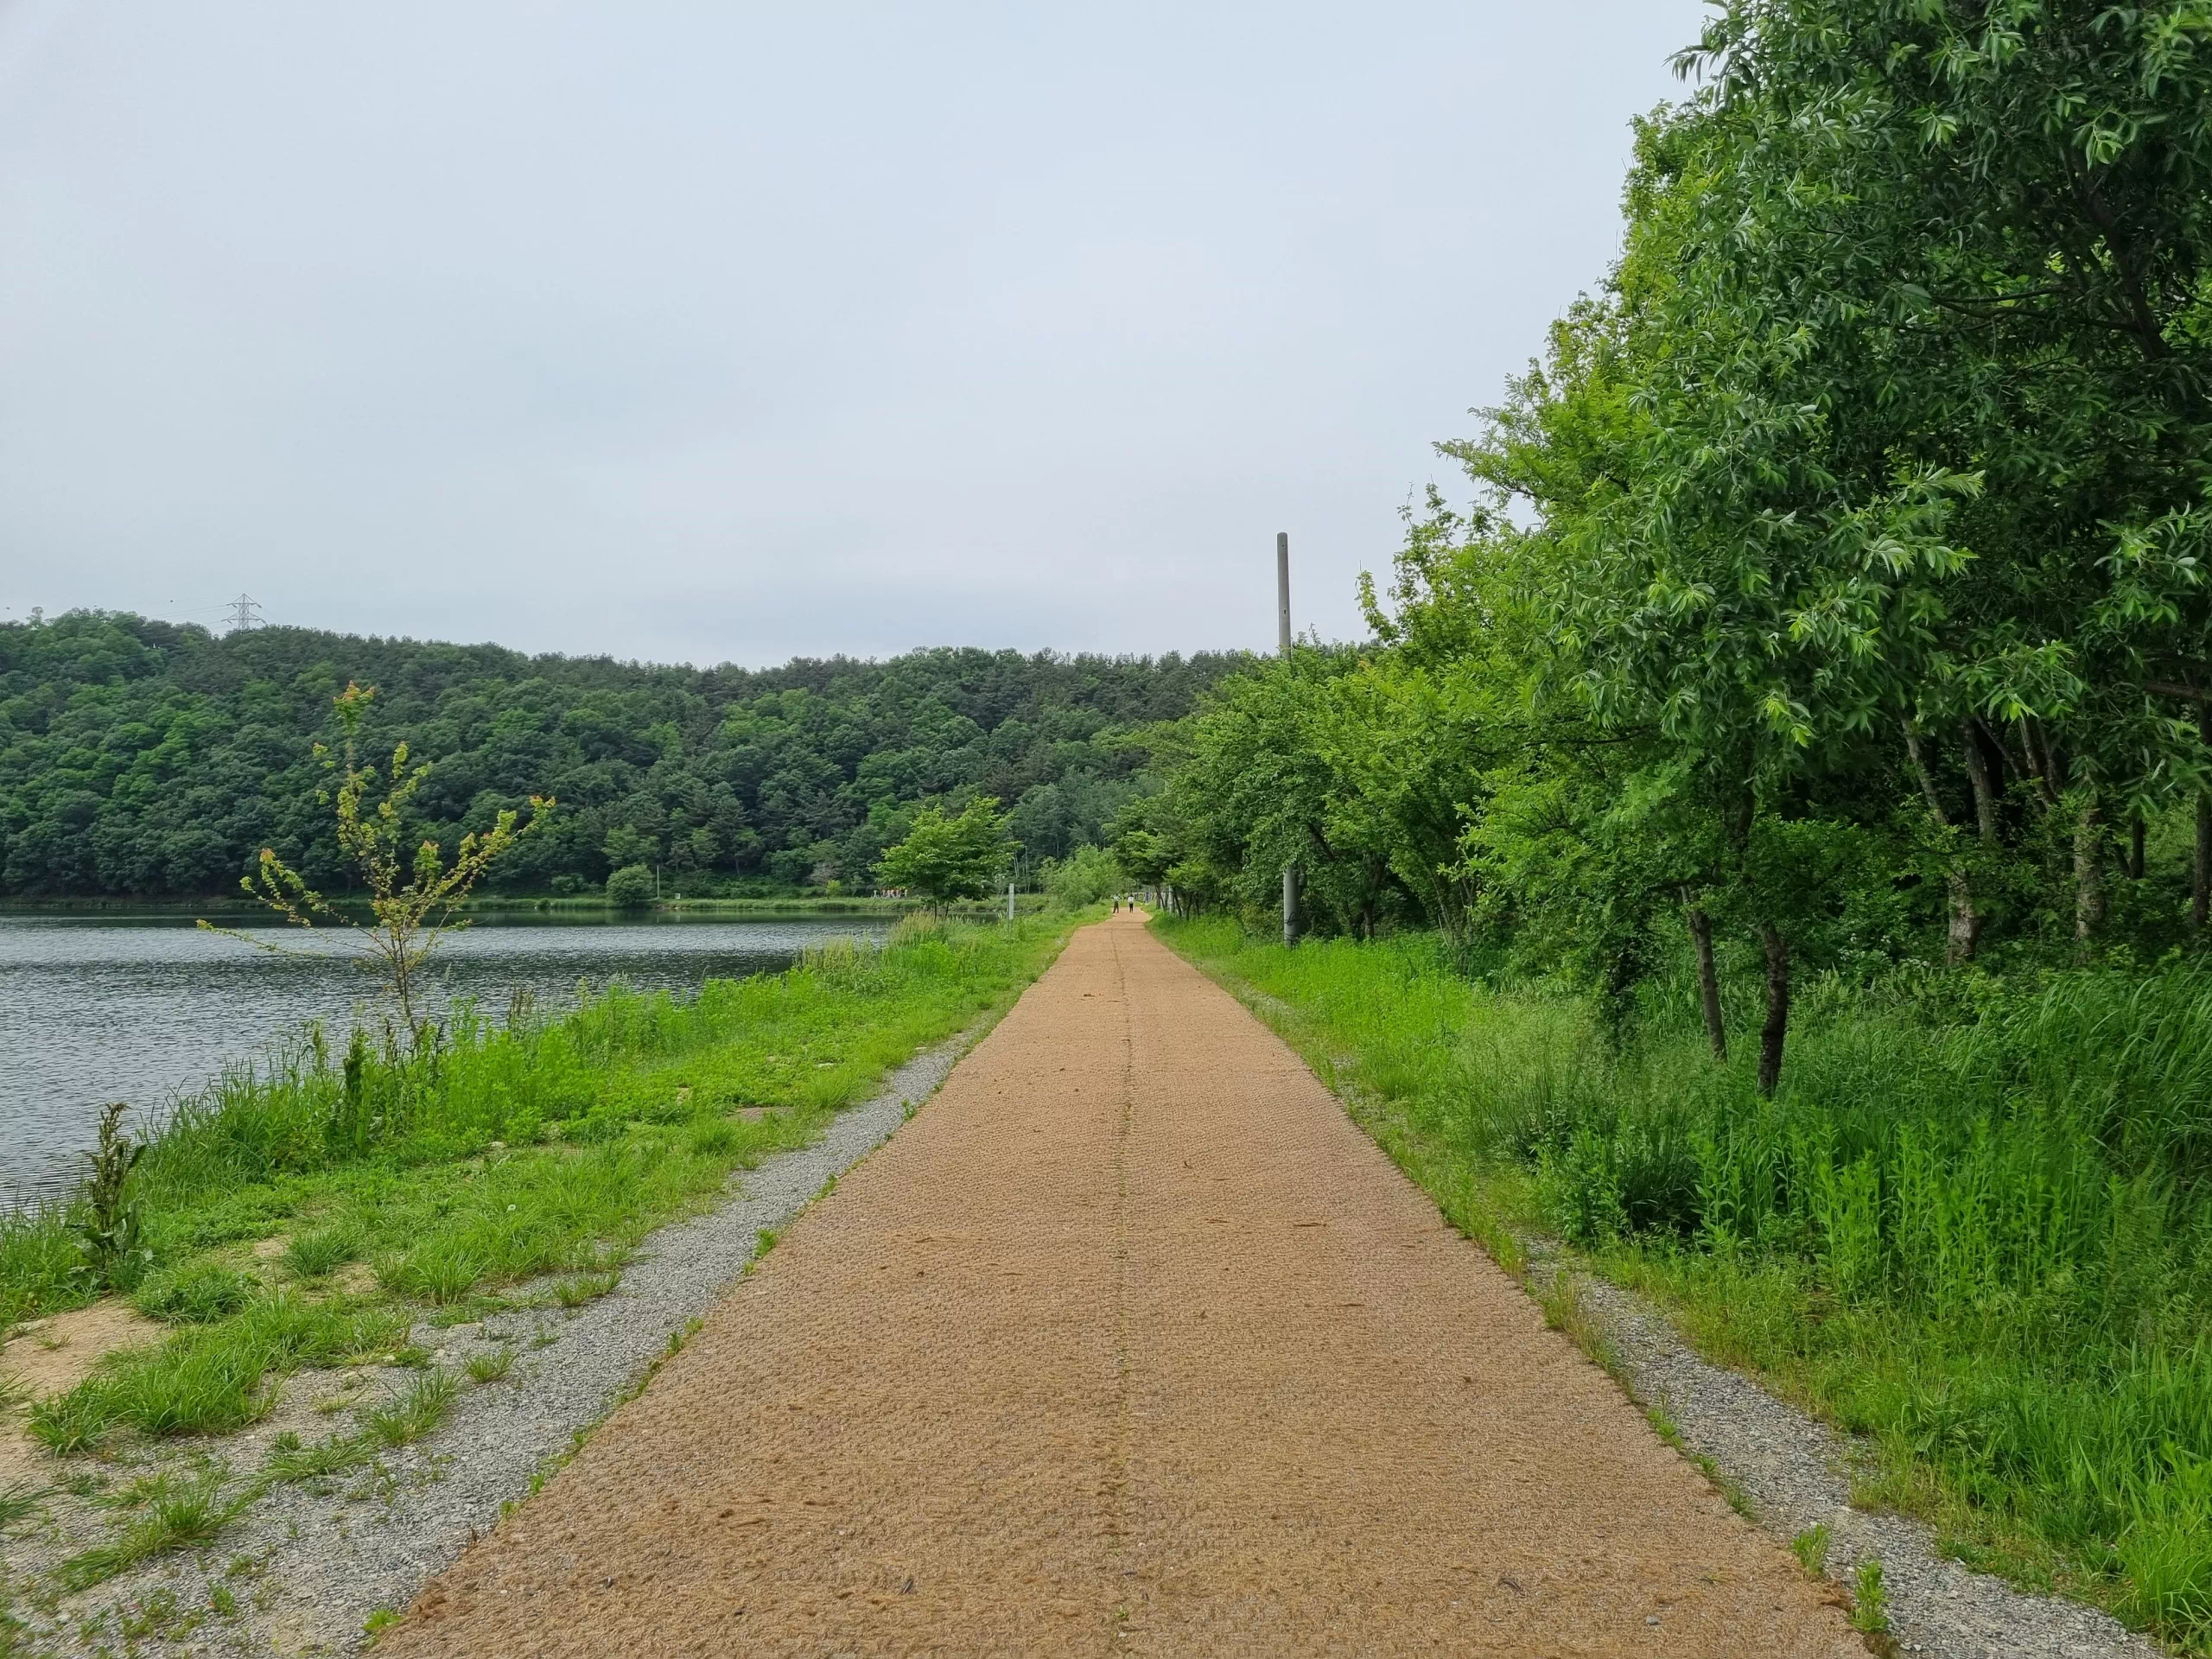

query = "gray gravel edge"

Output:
[[1553, 1263, 2160, 1659], [25, 1028, 977, 1658]]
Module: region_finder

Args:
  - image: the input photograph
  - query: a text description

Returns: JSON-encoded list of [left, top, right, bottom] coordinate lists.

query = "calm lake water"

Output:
[[0, 912, 889, 1208]]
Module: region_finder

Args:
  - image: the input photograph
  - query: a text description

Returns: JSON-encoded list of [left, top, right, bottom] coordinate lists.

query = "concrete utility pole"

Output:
[[1278, 531, 1301, 948]]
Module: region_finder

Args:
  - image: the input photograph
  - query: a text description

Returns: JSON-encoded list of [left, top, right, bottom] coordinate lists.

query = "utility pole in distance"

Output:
[[1278, 532, 1301, 949]]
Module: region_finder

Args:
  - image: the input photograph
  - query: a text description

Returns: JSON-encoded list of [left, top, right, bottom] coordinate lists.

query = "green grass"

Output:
[[0, 913, 1073, 1618], [1851, 1560, 1891, 1635], [134, 1262, 257, 1324], [56, 1471, 245, 1590], [1159, 915, 2212, 1654], [551, 1271, 621, 1309], [359, 1370, 461, 1447], [261, 1428, 376, 1484], [0, 1480, 46, 1531], [29, 1294, 411, 1448], [283, 1219, 363, 1279]]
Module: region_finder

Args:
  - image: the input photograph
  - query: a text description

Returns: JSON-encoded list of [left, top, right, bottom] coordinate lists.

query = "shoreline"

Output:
[[0, 895, 1040, 921]]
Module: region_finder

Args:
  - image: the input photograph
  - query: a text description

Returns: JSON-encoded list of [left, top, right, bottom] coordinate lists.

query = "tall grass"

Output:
[[1161, 917, 2212, 1651]]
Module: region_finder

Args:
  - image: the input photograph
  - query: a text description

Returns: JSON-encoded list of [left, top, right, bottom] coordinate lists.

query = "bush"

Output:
[[1043, 844, 1121, 910], [604, 865, 656, 909]]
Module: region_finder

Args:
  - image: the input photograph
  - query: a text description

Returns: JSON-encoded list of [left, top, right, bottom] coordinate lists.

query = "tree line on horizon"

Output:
[[0, 610, 1241, 902]]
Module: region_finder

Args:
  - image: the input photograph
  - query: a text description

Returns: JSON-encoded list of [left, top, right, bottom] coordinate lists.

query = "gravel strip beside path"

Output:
[[1568, 1271, 2158, 1659], [381, 912, 1858, 1656]]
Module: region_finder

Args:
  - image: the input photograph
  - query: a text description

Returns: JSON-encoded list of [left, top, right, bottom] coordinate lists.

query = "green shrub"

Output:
[[1042, 844, 1121, 910], [604, 864, 656, 909]]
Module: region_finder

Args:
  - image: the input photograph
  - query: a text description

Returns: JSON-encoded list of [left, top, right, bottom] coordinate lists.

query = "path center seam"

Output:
[[1107, 925, 1135, 1603]]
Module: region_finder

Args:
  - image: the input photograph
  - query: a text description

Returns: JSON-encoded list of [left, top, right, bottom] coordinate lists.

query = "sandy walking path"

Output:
[[385, 914, 1855, 1656]]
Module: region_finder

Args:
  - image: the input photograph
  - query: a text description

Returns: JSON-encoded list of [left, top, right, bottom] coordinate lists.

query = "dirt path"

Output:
[[385, 914, 1856, 1656]]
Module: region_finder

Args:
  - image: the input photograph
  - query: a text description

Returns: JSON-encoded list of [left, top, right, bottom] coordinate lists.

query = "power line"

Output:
[[221, 594, 265, 632]]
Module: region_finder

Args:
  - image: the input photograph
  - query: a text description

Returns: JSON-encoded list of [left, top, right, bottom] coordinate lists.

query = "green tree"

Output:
[[604, 863, 657, 909], [1040, 843, 1121, 910], [205, 683, 551, 1038], [874, 798, 1014, 907]]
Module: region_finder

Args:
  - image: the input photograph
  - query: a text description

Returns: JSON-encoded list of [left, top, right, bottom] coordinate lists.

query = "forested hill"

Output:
[[0, 611, 1243, 899]]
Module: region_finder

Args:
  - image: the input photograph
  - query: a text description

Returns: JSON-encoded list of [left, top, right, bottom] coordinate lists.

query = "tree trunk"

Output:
[[1942, 870, 1983, 963], [2075, 793, 2107, 952], [2019, 717, 2064, 808], [1904, 718, 1980, 963], [1758, 925, 1790, 1099], [1684, 900, 1726, 1061], [1961, 719, 2000, 844]]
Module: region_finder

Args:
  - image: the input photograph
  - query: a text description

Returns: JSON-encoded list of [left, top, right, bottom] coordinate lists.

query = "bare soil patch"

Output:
[[0, 1298, 161, 1401]]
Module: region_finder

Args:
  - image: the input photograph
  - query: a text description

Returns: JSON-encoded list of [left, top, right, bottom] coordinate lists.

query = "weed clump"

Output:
[[284, 1220, 364, 1279], [262, 1429, 375, 1484], [685, 1114, 743, 1157], [1849, 1560, 1890, 1635], [73, 1103, 151, 1293], [359, 1371, 461, 1447], [32, 1294, 414, 1446], [57, 1471, 243, 1589], [0, 1480, 46, 1531], [135, 1263, 257, 1325]]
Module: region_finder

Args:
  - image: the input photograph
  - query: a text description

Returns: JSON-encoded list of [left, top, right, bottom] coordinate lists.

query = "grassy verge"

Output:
[[1157, 914, 2212, 1655], [3, 912, 1077, 1450]]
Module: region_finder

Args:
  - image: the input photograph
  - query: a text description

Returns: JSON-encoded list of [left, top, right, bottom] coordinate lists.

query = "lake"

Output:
[[0, 912, 890, 1209]]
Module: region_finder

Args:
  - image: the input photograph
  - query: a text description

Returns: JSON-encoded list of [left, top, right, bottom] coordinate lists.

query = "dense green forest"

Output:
[[0, 612, 1238, 899], [1122, 3, 2212, 1642], [1134, 0, 2212, 1046]]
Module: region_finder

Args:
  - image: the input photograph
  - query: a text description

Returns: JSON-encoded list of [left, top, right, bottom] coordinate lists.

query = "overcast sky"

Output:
[[0, 3, 1706, 667]]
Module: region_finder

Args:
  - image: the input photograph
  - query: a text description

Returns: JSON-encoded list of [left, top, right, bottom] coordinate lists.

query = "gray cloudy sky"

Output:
[[0, 3, 1705, 667]]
